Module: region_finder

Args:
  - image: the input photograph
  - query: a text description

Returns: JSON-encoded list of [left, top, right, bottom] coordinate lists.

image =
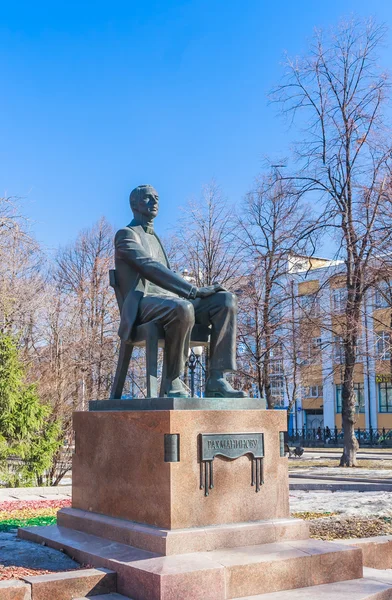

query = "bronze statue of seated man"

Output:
[[114, 184, 247, 398]]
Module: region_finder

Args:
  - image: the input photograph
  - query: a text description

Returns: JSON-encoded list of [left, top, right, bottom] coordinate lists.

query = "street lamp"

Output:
[[188, 346, 204, 397]]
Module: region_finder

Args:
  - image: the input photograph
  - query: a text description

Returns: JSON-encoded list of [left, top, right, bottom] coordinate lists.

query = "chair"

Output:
[[109, 269, 210, 398]]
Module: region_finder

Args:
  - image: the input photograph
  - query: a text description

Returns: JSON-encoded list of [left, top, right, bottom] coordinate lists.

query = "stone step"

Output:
[[18, 525, 363, 600], [206, 538, 362, 598], [0, 580, 31, 600], [337, 537, 392, 569], [74, 595, 132, 600], [365, 568, 392, 585], [57, 507, 309, 555], [22, 568, 116, 600], [232, 576, 392, 599]]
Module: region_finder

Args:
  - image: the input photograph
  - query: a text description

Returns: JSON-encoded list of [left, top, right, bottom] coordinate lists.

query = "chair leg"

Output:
[[146, 334, 159, 398], [159, 347, 168, 398], [110, 341, 133, 399]]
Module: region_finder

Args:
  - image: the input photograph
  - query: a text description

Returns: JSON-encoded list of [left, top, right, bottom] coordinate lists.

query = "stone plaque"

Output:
[[199, 433, 265, 496]]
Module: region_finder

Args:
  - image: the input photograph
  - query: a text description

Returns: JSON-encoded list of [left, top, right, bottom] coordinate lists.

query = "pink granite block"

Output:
[[338, 537, 392, 570], [226, 554, 313, 597], [235, 577, 392, 599], [115, 553, 226, 600], [208, 543, 312, 597], [58, 508, 168, 554], [57, 508, 308, 555], [22, 568, 116, 600], [202, 539, 363, 598], [18, 525, 158, 579], [0, 581, 31, 600], [72, 409, 289, 529], [274, 518, 310, 542]]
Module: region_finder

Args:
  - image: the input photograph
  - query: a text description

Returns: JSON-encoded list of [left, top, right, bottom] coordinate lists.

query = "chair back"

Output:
[[109, 269, 124, 311]]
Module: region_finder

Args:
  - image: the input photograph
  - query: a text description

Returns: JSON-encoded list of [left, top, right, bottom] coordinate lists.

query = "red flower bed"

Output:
[[0, 566, 52, 581], [0, 498, 85, 581], [0, 498, 71, 513]]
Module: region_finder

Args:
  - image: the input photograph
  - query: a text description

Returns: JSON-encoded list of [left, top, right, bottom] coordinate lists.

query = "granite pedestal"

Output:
[[72, 400, 288, 530], [18, 398, 384, 599]]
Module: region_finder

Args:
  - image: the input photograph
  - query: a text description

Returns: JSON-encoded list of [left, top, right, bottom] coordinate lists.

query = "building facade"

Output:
[[276, 257, 392, 432]]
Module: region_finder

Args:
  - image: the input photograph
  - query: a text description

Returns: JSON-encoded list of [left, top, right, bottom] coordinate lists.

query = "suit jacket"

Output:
[[114, 223, 194, 341]]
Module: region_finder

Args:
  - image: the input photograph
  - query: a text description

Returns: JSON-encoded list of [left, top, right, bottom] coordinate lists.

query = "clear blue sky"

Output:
[[2, 1, 392, 252]]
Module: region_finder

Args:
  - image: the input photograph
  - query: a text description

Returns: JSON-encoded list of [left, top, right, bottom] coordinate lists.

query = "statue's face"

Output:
[[136, 188, 159, 219]]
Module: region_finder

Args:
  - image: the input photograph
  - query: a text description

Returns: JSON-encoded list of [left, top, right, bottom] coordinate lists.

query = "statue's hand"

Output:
[[196, 283, 226, 298]]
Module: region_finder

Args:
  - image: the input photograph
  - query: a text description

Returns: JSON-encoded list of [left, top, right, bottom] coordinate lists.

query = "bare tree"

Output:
[[55, 217, 118, 403], [237, 173, 315, 408], [170, 181, 244, 289], [0, 195, 26, 236], [28, 218, 119, 484], [273, 17, 392, 465], [167, 181, 245, 391], [0, 197, 46, 359]]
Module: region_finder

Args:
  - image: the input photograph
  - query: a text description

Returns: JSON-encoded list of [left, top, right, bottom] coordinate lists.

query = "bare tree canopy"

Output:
[[272, 17, 392, 466], [237, 172, 316, 407], [169, 181, 244, 289]]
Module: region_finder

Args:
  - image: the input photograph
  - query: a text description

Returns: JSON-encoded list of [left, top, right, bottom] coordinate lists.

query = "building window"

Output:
[[375, 282, 391, 309], [336, 383, 365, 413], [270, 303, 283, 324], [314, 337, 322, 350], [334, 336, 344, 364], [270, 343, 283, 359], [270, 377, 284, 406], [300, 294, 320, 317], [376, 331, 391, 361], [334, 336, 361, 363], [269, 359, 283, 375], [302, 385, 323, 398], [333, 288, 347, 313], [379, 382, 392, 413]]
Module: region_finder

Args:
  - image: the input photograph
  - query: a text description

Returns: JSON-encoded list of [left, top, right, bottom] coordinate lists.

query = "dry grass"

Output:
[[292, 511, 338, 520], [312, 517, 392, 540], [292, 511, 392, 540]]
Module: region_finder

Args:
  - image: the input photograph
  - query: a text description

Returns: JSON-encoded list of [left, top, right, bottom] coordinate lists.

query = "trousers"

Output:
[[137, 291, 237, 381]]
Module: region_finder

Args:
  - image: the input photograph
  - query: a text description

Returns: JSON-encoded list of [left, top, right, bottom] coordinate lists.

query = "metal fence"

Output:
[[287, 427, 392, 447]]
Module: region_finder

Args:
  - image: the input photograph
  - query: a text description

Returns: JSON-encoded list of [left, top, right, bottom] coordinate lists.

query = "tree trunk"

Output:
[[340, 359, 359, 466], [263, 360, 273, 409], [340, 422, 359, 466], [389, 309, 392, 377], [256, 360, 263, 400]]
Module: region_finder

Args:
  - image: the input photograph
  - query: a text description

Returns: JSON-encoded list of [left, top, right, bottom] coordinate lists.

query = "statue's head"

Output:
[[129, 185, 159, 220]]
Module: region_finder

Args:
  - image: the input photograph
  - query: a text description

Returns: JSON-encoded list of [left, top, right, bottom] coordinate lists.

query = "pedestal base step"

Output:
[[74, 595, 132, 600], [57, 508, 309, 555], [233, 576, 392, 599], [18, 525, 362, 600], [22, 568, 116, 600]]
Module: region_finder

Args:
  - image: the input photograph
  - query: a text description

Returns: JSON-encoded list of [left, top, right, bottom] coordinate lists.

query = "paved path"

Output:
[[2, 468, 392, 499], [0, 486, 71, 503], [2, 478, 391, 497], [303, 447, 392, 455], [302, 450, 392, 460], [289, 477, 392, 491], [3, 461, 392, 499], [289, 466, 392, 491], [290, 489, 392, 517]]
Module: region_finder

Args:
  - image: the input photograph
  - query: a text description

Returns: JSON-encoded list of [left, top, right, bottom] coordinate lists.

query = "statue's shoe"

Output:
[[167, 389, 189, 398], [205, 377, 247, 398], [164, 377, 190, 398]]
